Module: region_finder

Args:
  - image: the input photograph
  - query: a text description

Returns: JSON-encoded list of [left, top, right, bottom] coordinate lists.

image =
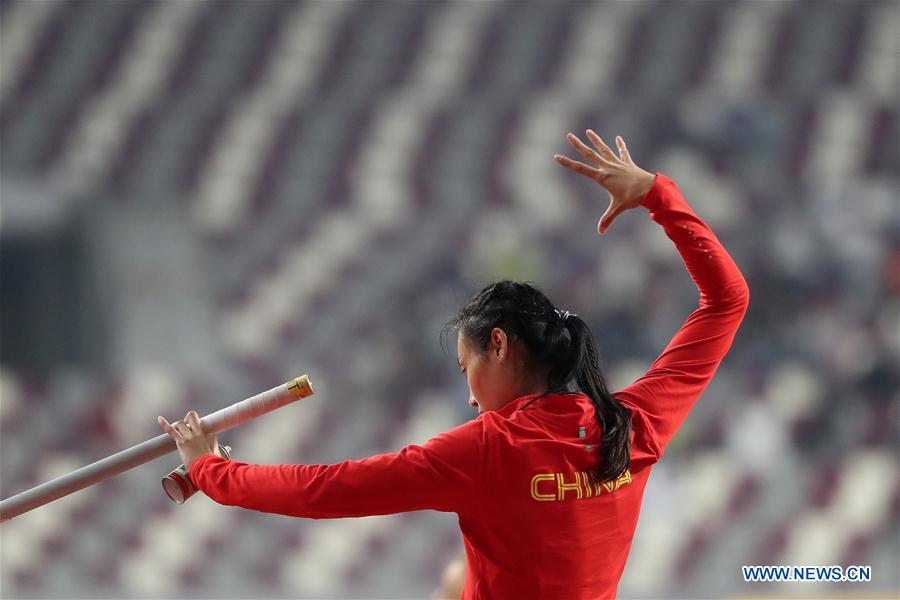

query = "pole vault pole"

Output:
[[0, 375, 314, 523]]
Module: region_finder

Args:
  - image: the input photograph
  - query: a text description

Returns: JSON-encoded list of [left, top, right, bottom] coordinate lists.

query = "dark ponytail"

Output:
[[443, 281, 631, 484]]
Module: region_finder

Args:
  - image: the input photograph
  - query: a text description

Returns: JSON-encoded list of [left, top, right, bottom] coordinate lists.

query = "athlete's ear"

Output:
[[489, 328, 508, 363]]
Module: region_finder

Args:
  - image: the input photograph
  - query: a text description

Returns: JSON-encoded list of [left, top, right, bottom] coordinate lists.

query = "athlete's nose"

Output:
[[469, 395, 478, 408]]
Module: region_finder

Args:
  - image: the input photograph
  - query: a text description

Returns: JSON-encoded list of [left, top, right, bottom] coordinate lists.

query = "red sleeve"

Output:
[[188, 418, 486, 518], [615, 173, 749, 459]]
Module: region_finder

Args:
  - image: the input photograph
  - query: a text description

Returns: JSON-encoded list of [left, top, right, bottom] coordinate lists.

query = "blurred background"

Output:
[[0, 0, 897, 598]]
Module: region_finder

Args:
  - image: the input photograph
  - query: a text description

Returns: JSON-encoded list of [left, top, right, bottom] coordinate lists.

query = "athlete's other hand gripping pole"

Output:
[[0, 375, 314, 522], [159, 411, 222, 472]]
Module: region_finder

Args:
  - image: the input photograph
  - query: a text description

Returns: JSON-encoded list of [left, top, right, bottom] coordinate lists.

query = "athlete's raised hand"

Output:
[[555, 131, 656, 234]]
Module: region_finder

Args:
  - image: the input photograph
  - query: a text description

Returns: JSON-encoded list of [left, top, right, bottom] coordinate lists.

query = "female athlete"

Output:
[[159, 131, 750, 599]]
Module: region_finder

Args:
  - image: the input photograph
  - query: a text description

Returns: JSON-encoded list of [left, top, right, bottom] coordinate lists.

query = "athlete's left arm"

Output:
[[188, 418, 486, 518]]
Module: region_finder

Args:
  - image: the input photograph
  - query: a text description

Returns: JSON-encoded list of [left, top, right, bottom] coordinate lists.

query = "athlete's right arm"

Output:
[[612, 175, 749, 456], [188, 418, 487, 518], [555, 133, 749, 457]]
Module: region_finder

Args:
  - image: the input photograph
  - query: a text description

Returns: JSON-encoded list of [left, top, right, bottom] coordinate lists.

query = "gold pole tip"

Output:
[[286, 374, 314, 397]]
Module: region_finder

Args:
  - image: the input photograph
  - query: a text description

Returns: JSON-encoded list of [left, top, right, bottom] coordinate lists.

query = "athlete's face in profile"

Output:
[[457, 329, 515, 414]]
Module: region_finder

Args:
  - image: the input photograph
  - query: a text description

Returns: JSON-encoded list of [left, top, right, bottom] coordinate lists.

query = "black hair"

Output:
[[442, 280, 631, 484]]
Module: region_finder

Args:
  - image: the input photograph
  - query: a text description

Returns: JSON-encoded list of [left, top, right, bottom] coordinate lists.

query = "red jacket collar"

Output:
[[495, 392, 587, 418]]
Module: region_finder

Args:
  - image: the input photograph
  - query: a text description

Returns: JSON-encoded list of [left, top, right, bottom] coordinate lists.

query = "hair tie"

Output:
[[554, 308, 576, 322]]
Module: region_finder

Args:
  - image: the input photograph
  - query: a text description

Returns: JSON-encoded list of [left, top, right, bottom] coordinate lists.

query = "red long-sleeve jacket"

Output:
[[190, 174, 750, 599]]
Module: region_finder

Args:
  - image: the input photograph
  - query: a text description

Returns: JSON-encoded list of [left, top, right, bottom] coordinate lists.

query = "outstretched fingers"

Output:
[[598, 201, 626, 235], [554, 153, 606, 182], [615, 135, 634, 165], [566, 133, 611, 167], [586, 130, 618, 163]]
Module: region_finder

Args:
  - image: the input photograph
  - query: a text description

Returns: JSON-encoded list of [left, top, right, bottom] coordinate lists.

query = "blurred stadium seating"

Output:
[[1, 1, 897, 598]]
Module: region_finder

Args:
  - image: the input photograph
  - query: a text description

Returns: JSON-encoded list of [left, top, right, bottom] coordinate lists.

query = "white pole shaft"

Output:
[[0, 375, 313, 523]]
